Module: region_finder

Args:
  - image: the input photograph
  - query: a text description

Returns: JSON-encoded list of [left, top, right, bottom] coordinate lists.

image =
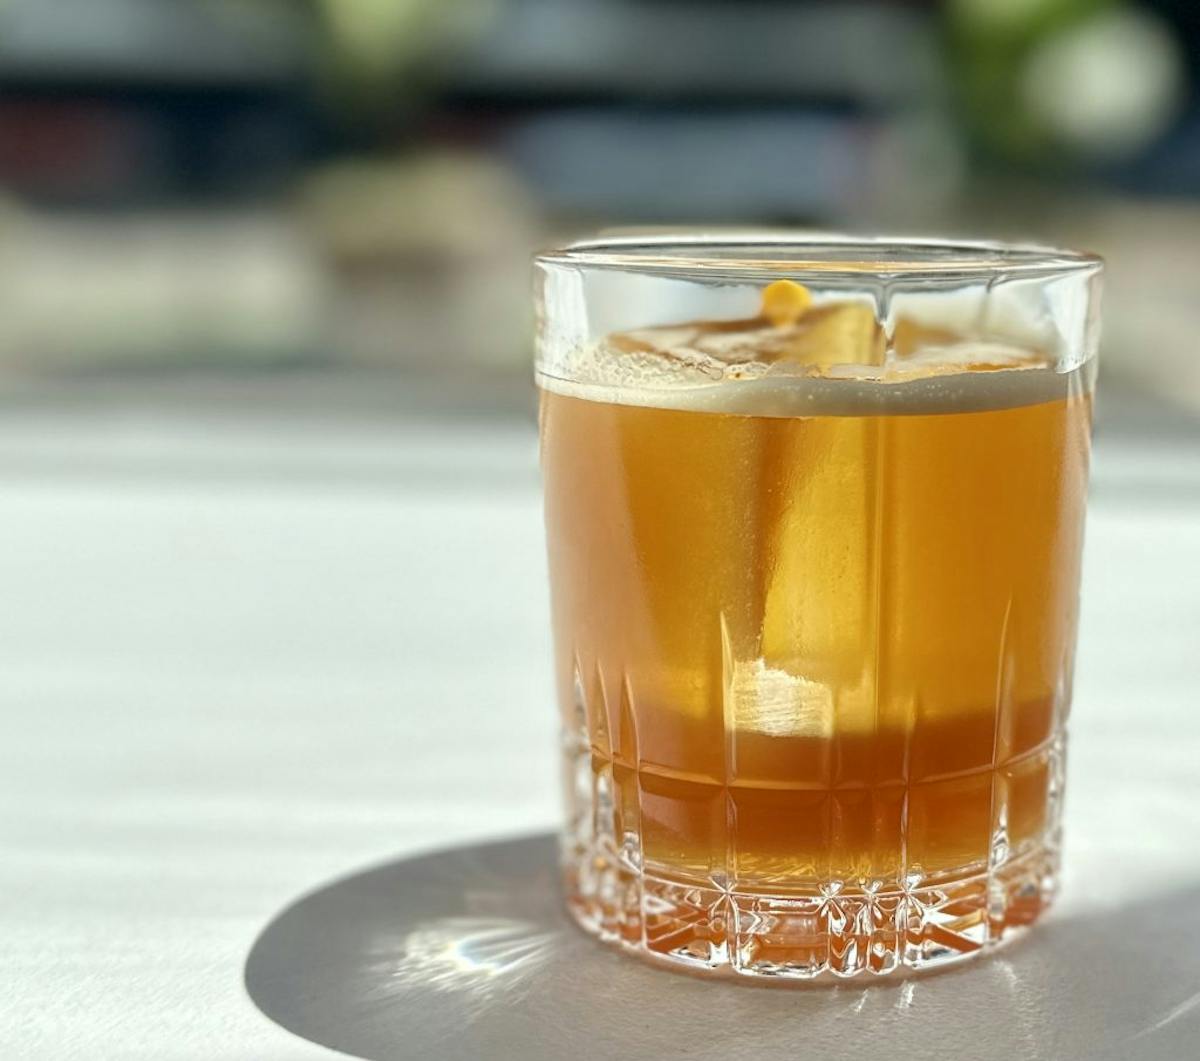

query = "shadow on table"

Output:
[[245, 833, 1200, 1061]]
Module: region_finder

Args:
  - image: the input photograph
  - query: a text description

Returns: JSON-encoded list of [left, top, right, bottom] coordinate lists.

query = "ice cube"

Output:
[[691, 323, 787, 366], [774, 302, 885, 371], [589, 327, 729, 387], [881, 339, 1048, 381], [892, 317, 961, 358]]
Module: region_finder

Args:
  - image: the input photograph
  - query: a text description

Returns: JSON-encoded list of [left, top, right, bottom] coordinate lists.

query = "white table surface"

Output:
[[2, 384, 1199, 1060]]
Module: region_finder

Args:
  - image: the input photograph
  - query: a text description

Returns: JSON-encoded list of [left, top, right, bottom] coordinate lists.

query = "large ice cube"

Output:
[[881, 338, 1047, 380], [772, 302, 885, 371]]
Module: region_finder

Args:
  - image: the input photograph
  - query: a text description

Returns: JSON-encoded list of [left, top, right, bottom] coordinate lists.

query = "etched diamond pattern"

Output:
[[562, 667, 1067, 979]]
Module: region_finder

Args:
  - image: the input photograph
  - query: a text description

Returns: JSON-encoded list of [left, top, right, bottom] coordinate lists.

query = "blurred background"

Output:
[[0, 0, 1197, 407], [5, 5, 1200, 1054]]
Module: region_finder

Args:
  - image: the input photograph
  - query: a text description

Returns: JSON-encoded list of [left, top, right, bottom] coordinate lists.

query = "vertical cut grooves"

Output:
[[720, 611, 737, 895], [590, 659, 612, 759]]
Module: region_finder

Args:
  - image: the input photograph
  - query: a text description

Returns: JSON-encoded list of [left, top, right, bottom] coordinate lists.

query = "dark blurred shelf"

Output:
[[446, 0, 934, 107], [0, 0, 309, 86]]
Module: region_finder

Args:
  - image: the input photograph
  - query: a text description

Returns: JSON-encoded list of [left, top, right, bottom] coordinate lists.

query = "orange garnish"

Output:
[[760, 279, 812, 327]]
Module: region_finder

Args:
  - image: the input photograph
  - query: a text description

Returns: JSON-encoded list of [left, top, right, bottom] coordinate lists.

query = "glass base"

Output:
[[563, 834, 1059, 980]]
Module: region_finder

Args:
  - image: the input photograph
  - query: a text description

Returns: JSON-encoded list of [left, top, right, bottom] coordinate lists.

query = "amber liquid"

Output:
[[541, 377, 1091, 891]]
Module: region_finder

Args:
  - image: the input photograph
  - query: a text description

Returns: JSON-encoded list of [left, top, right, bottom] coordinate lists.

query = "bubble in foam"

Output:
[[570, 335, 731, 390]]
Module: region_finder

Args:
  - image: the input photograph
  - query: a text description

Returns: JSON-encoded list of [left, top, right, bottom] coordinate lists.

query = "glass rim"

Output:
[[534, 231, 1103, 282]]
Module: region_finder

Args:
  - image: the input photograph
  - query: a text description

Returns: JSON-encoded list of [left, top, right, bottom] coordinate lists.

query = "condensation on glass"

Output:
[[535, 235, 1102, 979]]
